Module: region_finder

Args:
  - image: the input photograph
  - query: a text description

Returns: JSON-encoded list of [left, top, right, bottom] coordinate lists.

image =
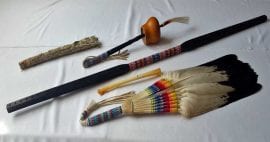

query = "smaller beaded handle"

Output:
[[85, 106, 123, 126], [83, 53, 109, 68], [83, 34, 144, 68]]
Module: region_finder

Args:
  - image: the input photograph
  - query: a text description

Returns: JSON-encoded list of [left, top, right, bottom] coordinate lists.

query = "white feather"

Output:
[[179, 92, 228, 117], [172, 72, 229, 89], [176, 83, 234, 95], [168, 17, 190, 24], [162, 66, 217, 82]]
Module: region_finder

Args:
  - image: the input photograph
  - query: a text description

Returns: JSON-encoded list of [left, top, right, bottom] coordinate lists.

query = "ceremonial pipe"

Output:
[[6, 15, 267, 113], [82, 17, 189, 68]]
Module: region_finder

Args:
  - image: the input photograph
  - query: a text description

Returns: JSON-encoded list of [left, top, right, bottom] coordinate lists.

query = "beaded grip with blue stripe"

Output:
[[86, 106, 123, 126]]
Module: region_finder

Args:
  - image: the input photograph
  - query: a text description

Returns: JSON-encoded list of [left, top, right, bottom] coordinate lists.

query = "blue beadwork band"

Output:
[[87, 106, 123, 126]]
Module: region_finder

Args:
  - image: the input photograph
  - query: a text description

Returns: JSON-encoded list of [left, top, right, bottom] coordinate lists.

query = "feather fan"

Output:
[[80, 54, 261, 126]]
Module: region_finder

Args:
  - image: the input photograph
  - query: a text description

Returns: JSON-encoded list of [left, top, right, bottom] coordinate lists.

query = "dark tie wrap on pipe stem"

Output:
[[6, 15, 267, 113]]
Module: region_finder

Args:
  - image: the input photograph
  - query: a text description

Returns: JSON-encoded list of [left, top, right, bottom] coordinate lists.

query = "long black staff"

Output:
[[7, 15, 267, 113]]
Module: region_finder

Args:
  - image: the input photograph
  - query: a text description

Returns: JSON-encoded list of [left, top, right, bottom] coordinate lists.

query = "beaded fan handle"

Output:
[[83, 106, 123, 126]]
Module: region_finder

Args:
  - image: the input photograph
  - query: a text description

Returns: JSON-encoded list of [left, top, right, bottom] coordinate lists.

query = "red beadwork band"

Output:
[[129, 46, 182, 71]]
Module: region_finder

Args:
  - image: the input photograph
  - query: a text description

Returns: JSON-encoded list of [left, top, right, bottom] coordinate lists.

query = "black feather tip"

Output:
[[199, 54, 262, 106]]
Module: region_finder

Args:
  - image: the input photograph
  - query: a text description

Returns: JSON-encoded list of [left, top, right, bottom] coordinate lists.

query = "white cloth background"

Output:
[[0, 0, 270, 141]]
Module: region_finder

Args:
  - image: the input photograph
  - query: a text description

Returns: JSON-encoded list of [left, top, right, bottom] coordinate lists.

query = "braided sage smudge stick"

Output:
[[19, 36, 101, 70]]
